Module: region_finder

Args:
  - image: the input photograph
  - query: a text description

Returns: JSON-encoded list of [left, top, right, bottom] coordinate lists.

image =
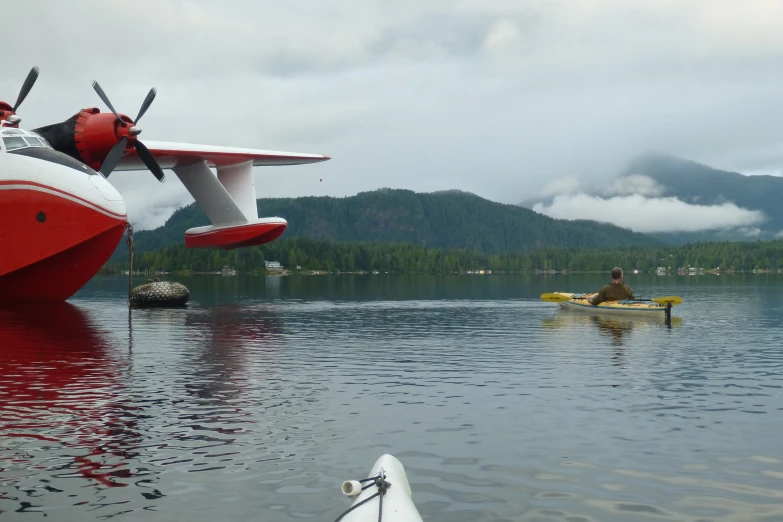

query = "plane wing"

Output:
[[113, 140, 330, 171], [106, 139, 330, 250]]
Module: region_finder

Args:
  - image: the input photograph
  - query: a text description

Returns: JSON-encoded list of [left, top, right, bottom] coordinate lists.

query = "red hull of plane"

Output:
[[0, 184, 127, 302]]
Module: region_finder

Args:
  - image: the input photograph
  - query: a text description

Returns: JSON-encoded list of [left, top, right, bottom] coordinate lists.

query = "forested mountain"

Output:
[[110, 188, 661, 263]]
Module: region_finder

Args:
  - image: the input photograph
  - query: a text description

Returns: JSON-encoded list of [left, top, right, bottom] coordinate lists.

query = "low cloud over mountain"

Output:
[[531, 174, 766, 234], [520, 153, 783, 243]]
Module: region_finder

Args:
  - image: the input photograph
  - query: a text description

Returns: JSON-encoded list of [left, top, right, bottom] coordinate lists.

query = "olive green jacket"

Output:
[[590, 282, 635, 305]]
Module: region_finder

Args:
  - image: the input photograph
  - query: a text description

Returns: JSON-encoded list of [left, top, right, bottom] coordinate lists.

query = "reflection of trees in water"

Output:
[[176, 304, 331, 468], [185, 303, 284, 345], [183, 304, 285, 367], [0, 303, 155, 510], [179, 303, 286, 413]]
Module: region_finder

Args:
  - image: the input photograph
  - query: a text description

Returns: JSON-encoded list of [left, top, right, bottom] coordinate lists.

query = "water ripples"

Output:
[[1, 276, 782, 520]]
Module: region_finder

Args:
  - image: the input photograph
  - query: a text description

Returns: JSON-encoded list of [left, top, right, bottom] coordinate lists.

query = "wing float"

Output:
[[115, 142, 330, 249]]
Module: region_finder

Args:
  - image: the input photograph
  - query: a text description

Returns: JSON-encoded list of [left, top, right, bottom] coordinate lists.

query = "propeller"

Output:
[[14, 66, 39, 112], [0, 66, 40, 125], [91, 80, 165, 182]]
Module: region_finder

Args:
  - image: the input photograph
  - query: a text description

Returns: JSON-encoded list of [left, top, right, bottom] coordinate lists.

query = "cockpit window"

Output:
[[1, 132, 50, 151], [3, 136, 28, 151], [24, 136, 45, 147], [6, 145, 101, 176]]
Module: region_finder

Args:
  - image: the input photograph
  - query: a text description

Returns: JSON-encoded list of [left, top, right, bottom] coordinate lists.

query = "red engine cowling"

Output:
[[34, 82, 164, 181], [34, 108, 137, 171], [0, 66, 39, 127], [0, 101, 20, 127]]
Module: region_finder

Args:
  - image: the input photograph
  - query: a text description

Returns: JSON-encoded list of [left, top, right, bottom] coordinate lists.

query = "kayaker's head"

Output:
[[611, 267, 623, 283]]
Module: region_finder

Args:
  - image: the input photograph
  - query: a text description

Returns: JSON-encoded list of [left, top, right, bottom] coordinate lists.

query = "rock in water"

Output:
[[129, 281, 190, 307]]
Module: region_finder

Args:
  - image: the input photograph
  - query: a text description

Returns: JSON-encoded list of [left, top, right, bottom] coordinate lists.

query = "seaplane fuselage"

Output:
[[0, 126, 128, 300]]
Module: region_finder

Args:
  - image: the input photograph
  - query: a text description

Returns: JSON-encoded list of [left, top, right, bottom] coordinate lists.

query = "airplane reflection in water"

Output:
[[124, 302, 287, 437], [0, 302, 286, 516], [0, 302, 145, 499]]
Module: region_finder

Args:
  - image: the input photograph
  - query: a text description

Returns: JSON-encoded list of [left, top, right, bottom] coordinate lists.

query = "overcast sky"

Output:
[[3, 0, 783, 230]]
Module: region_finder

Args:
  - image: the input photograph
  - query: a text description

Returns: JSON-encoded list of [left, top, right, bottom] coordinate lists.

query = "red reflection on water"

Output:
[[0, 303, 137, 489]]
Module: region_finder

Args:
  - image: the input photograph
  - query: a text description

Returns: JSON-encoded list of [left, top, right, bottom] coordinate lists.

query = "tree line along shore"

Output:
[[101, 236, 783, 276]]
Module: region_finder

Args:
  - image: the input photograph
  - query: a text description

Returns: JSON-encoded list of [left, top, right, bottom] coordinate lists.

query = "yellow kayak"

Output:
[[551, 291, 669, 317]]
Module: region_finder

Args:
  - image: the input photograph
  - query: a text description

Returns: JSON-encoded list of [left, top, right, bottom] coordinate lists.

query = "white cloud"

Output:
[[1, 0, 783, 229], [532, 193, 766, 233], [538, 176, 583, 197], [483, 20, 521, 53], [109, 172, 193, 230], [536, 174, 664, 201], [603, 174, 666, 197], [741, 169, 783, 177], [736, 226, 762, 237]]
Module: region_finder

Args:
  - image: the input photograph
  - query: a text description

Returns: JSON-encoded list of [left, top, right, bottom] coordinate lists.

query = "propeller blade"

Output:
[[100, 137, 128, 177], [134, 87, 156, 124], [134, 140, 166, 182], [13, 66, 40, 112], [92, 80, 122, 122]]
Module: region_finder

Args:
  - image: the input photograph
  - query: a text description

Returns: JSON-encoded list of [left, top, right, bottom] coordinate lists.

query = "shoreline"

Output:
[[101, 269, 781, 277]]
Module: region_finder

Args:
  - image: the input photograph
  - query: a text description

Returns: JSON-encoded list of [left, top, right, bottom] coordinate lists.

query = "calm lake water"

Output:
[[1, 274, 782, 521]]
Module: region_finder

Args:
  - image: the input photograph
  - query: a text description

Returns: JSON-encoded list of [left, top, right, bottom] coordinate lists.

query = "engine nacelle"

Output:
[[0, 102, 20, 127], [34, 108, 137, 171]]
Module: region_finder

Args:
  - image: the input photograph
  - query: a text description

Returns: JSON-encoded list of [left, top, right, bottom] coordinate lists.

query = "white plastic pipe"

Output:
[[341, 480, 362, 497]]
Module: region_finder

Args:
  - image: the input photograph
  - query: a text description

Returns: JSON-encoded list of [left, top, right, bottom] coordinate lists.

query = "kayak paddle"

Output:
[[639, 296, 683, 306], [540, 293, 683, 306], [540, 293, 577, 302]]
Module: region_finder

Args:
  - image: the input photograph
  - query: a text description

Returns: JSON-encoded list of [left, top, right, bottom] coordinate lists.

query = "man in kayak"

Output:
[[591, 267, 635, 305]]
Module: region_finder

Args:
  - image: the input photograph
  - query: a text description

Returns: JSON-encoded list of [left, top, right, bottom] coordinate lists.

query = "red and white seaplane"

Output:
[[0, 66, 329, 302]]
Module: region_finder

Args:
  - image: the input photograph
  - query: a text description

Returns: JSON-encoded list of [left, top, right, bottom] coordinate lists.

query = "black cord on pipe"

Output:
[[332, 473, 391, 522], [333, 492, 381, 522]]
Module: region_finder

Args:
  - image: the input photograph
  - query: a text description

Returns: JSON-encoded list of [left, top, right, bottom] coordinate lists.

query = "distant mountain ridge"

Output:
[[627, 153, 782, 236], [624, 154, 783, 243], [520, 153, 783, 244], [110, 188, 662, 262]]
